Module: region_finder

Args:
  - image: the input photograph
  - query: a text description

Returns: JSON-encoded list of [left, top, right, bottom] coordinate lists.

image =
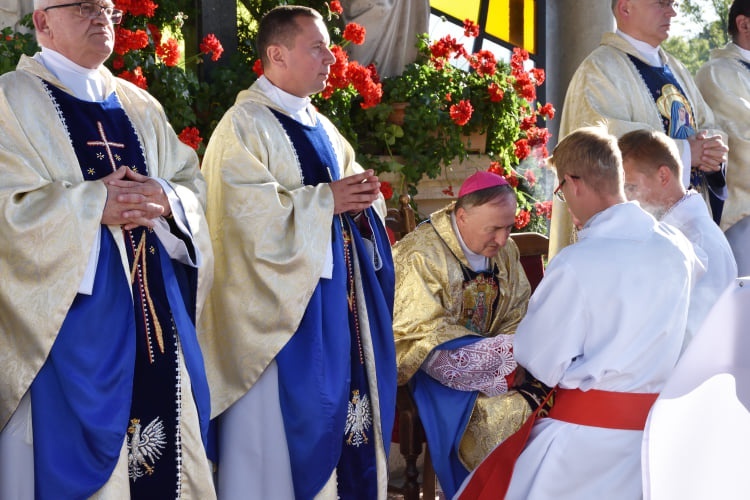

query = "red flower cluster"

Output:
[[113, 27, 148, 55], [156, 38, 181, 67], [449, 100, 473, 126], [514, 210, 531, 230], [442, 185, 455, 197], [178, 127, 203, 150], [469, 50, 497, 77], [539, 102, 556, 119], [329, 1, 344, 14], [463, 19, 480, 38], [114, 0, 157, 17], [119, 67, 147, 89], [343, 23, 366, 45], [534, 201, 553, 219], [322, 31, 382, 109], [379, 181, 394, 201], [488, 82, 504, 102], [429, 35, 468, 70], [488, 161, 503, 176], [514, 139, 530, 160], [200, 34, 224, 62], [252, 59, 264, 77]]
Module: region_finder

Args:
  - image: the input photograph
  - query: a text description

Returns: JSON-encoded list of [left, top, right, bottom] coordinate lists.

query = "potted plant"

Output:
[[347, 20, 555, 233]]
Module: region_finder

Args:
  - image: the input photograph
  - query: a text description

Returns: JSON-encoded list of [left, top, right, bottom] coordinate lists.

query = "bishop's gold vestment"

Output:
[[393, 204, 532, 469]]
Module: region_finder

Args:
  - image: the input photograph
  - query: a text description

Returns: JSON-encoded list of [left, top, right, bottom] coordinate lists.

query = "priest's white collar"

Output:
[[257, 75, 315, 126], [451, 211, 490, 272], [617, 30, 664, 67], [735, 42, 750, 63], [35, 48, 105, 102]]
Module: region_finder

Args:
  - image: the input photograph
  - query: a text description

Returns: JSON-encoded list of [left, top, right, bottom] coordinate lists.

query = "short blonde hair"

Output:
[[551, 126, 623, 196], [618, 129, 682, 179]]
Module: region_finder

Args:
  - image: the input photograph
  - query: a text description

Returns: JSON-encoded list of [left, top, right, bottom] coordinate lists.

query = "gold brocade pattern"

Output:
[[458, 391, 533, 470]]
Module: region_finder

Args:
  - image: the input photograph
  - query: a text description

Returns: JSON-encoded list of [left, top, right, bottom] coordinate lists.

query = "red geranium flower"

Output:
[[113, 27, 148, 55], [449, 100, 473, 126], [514, 139, 530, 160], [200, 34, 224, 62], [514, 210, 531, 229], [115, 0, 157, 17], [178, 127, 203, 150], [442, 185, 455, 197], [380, 181, 394, 201], [488, 82, 504, 102], [488, 161, 503, 175], [252, 59, 264, 77], [118, 67, 148, 89], [330, 0, 344, 14], [156, 38, 181, 67], [539, 102, 556, 119], [343, 23, 366, 45], [469, 50, 496, 77], [463, 19, 480, 38]]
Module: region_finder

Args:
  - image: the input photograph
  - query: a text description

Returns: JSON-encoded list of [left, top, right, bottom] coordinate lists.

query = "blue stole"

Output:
[[739, 59, 750, 73], [628, 55, 726, 220], [269, 109, 396, 499], [30, 83, 210, 499], [411, 335, 481, 499]]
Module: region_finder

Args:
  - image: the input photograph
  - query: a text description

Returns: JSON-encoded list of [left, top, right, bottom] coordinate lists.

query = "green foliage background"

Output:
[[663, 0, 731, 74]]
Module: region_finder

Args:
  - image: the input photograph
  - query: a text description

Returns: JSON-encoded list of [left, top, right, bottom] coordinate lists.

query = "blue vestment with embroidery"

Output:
[[269, 109, 396, 500], [29, 83, 210, 499]]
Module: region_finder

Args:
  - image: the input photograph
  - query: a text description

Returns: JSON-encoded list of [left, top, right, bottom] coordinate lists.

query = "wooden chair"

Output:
[[384, 195, 436, 500], [509, 232, 550, 292], [385, 194, 417, 243]]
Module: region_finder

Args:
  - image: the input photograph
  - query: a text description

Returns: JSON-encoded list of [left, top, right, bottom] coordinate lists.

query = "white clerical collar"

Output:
[[450, 211, 490, 272], [35, 48, 105, 102], [617, 30, 664, 67], [735, 42, 750, 63], [257, 75, 316, 126]]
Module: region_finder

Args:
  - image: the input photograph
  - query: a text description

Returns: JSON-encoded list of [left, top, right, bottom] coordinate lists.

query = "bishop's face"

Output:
[[456, 198, 517, 258]]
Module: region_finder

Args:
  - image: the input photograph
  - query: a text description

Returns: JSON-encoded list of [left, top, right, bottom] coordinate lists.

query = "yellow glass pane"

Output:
[[485, 0, 536, 53], [430, 0, 481, 23], [524, 0, 536, 54]]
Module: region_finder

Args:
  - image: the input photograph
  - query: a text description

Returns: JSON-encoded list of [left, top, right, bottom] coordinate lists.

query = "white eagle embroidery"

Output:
[[344, 390, 372, 447], [127, 417, 167, 480]]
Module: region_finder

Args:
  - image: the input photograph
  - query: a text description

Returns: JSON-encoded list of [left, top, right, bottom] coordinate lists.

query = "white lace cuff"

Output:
[[421, 334, 517, 397]]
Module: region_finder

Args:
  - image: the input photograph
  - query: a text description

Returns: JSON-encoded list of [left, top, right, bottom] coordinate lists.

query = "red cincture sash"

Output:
[[457, 388, 658, 499], [550, 388, 658, 431]]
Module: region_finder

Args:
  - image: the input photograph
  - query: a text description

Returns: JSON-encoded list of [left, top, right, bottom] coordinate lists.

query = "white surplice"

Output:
[[505, 202, 704, 500], [660, 191, 737, 350]]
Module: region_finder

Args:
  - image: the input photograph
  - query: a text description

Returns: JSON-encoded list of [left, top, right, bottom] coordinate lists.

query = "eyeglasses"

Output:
[[43, 2, 124, 24], [553, 175, 580, 203], [654, 0, 679, 10]]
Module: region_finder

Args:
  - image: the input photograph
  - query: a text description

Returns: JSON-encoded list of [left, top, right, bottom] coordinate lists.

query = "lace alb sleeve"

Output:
[[421, 334, 517, 397]]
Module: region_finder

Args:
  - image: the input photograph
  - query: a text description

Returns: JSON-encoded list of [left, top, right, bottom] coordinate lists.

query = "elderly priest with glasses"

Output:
[[0, 1, 216, 499]]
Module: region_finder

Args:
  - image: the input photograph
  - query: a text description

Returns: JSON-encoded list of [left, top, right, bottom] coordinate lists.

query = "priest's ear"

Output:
[[33, 9, 51, 36]]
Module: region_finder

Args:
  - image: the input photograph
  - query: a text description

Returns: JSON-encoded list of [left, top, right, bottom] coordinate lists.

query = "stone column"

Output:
[[0, 0, 33, 29], [544, 0, 615, 147]]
